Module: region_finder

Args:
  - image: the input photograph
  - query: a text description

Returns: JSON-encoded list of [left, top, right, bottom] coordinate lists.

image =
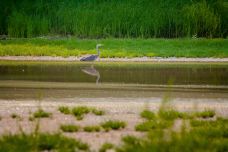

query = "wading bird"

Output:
[[80, 44, 103, 61]]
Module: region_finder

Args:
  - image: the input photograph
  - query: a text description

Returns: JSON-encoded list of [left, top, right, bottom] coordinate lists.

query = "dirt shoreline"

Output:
[[1, 56, 228, 62], [0, 100, 228, 150]]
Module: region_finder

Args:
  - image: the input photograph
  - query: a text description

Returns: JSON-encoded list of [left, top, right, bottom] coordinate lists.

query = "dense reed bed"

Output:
[[0, 0, 227, 38]]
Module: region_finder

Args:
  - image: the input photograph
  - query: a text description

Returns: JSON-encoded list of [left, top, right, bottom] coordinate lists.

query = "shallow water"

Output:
[[0, 61, 228, 100]]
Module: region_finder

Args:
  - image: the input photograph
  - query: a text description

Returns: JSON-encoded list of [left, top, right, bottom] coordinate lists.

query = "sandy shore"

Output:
[[0, 100, 228, 151], [1, 56, 228, 62]]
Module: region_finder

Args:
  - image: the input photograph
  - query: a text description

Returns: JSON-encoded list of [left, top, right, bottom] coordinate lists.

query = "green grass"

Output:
[[99, 143, 114, 152], [60, 124, 80, 133], [71, 106, 105, 120], [71, 106, 90, 120], [0, 38, 227, 58], [195, 109, 216, 118], [91, 108, 105, 116], [158, 109, 187, 120], [140, 110, 155, 120], [0, 0, 226, 38], [135, 120, 173, 132], [33, 109, 51, 118], [0, 133, 89, 152], [58, 106, 71, 115], [101, 120, 126, 131], [118, 117, 228, 152], [83, 126, 101, 132]]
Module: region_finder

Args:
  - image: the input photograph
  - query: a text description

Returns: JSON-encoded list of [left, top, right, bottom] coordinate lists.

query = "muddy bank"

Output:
[[1, 56, 228, 62]]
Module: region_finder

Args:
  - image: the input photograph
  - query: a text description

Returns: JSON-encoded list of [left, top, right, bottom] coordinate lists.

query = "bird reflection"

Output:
[[81, 65, 100, 84]]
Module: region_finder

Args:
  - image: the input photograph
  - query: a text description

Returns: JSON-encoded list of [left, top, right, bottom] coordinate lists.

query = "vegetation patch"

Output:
[[91, 108, 105, 116], [83, 126, 100, 132], [33, 109, 51, 118], [60, 124, 80, 133], [71, 106, 104, 120], [11, 113, 22, 120], [158, 109, 187, 120], [195, 109, 216, 118], [1, 0, 226, 38], [0, 133, 89, 152], [58, 106, 71, 115], [0, 39, 227, 58], [118, 117, 228, 152], [99, 143, 114, 152], [135, 120, 173, 132], [101, 120, 126, 131], [72, 106, 90, 120], [140, 109, 155, 120]]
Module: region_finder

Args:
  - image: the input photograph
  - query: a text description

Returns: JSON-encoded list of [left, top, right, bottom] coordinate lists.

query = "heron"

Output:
[[80, 44, 103, 61]]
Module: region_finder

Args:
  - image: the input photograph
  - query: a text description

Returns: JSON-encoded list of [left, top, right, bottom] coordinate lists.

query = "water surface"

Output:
[[0, 61, 228, 100]]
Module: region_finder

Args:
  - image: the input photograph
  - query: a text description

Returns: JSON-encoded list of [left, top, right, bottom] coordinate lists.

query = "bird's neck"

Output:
[[97, 49, 100, 56]]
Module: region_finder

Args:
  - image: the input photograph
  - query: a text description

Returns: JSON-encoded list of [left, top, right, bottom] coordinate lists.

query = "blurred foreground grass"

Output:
[[0, 105, 227, 152]]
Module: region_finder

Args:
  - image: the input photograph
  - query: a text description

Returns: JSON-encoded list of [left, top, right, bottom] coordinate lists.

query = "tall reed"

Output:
[[1, 0, 227, 38]]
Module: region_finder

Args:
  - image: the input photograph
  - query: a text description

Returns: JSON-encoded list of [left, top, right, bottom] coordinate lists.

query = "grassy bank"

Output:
[[0, 38, 227, 58], [1, 0, 227, 38]]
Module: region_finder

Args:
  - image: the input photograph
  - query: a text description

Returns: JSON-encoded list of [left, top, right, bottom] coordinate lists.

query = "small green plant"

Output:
[[28, 116, 35, 121], [135, 120, 173, 132], [60, 124, 80, 132], [101, 120, 126, 131], [58, 106, 71, 115], [99, 143, 114, 152], [33, 109, 51, 118], [158, 109, 186, 120], [83, 126, 100, 132], [11, 113, 22, 120], [140, 110, 155, 120], [91, 108, 105, 116], [135, 121, 157, 132], [72, 106, 90, 120], [195, 109, 215, 118]]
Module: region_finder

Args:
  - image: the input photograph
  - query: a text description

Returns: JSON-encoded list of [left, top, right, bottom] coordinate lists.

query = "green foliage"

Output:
[[101, 120, 126, 131], [140, 110, 155, 120], [158, 109, 187, 120], [58, 106, 71, 115], [60, 124, 80, 132], [91, 108, 105, 116], [99, 143, 114, 152], [118, 117, 228, 152], [195, 109, 216, 118], [1, 0, 227, 38], [135, 120, 173, 132], [83, 126, 100, 132], [0, 133, 89, 152], [1, 38, 227, 58], [71, 106, 90, 120], [71, 106, 105, 120], [33, 109, 51, 118]]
